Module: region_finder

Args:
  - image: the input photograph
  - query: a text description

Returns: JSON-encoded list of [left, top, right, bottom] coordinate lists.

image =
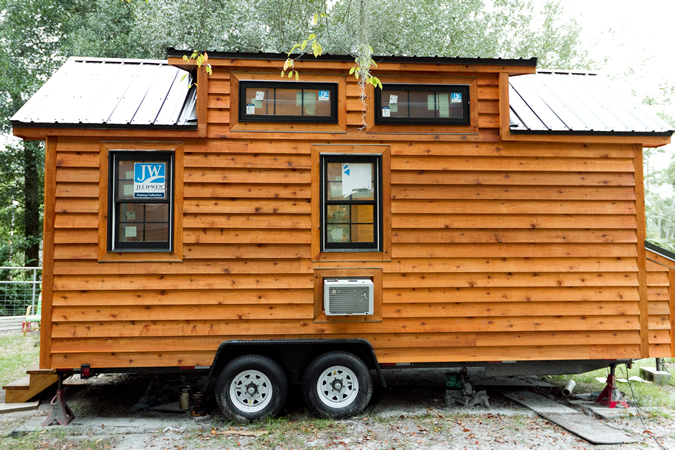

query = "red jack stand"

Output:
[[595, 364, 629, 409], [43, 374, 75, 426]]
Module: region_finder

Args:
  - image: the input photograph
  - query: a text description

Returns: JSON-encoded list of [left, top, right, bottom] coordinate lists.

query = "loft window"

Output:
[[375, 84, 470, 125], [108, 151, 173, 251], [321, 154, 382, 251], [239, 81, 338, 123]]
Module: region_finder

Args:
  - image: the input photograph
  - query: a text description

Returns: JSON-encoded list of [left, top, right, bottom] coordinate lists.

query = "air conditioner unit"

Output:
[[323, 278, 374, 316]]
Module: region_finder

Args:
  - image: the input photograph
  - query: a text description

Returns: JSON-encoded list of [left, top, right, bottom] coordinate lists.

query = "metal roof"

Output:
[[509, 71, 674, 136], [11, 57, 197, 129], [166, 48, 538, 67], [646, 240, 675, 263]]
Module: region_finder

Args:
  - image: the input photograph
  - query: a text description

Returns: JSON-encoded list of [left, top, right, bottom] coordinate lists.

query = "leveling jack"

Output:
[[43, 374, 75, 426], [595, 363, 629, 409]]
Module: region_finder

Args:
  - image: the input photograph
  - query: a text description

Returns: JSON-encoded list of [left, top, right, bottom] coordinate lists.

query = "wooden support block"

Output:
[[0, 401, 39, 413]]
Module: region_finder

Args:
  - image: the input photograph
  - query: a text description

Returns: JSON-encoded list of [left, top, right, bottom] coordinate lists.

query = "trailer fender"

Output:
[[203, 339, 386, 392]]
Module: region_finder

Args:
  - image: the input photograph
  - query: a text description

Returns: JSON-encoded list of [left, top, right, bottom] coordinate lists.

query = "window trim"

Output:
[[320, 154, 383, 252], [311, 145, 391, 262], [98, 142, 184, 263], [374, 83, 470, 125], [107, 151, 174, 252], [238, 81, 338, 124]]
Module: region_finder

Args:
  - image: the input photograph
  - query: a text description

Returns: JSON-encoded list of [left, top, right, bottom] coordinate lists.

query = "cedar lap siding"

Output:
[[11, 53, 675, 371]]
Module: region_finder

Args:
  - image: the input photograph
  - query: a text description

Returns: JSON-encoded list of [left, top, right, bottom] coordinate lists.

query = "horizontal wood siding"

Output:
[[646, 255, 673, 357], [46, 132, 648, 369]]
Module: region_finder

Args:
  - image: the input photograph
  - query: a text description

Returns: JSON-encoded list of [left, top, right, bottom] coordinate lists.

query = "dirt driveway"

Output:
[[1, 367, 674, 449]]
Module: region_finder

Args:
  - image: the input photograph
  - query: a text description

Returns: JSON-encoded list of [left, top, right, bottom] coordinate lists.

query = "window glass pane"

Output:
[[327, 204, 350, 223], [275, 88, 303, 116], [409, 91, 436, 118], [351, 224, 374, 243], [326, 162, 374, 200], [351, 205, 374, 224], [241, 83, 335, 122], [378, 86, 468, 123], [145, 204, 169, 223], [245, 87, 272, 116], [303, 89, 332, 117], [118, 222, 144, 242], [327, 224, 350, 243], [145, 223, 170, 241], [381, 90, 409, 118]]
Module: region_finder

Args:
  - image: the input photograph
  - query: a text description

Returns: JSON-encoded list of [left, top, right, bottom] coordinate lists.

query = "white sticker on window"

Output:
[[342, 163, 372, 198], [125, 211, 135, 221], [389, 104, 398, 113], [451, 92, 462, 103], [246, 103, 255, 114], [123, 184, 134, 197], [134, 163, 166, 199], [331, 227, 343, 241], [125, 171, 134, 180], [255, 91, 265, 101], [125, 226, 137, 238], [382, 107, 390, 117], [253, 99, 263, 109], [389, 94, 398, 104]]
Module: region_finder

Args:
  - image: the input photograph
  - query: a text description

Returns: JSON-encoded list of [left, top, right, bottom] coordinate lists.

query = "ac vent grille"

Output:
[[324, 279, 374, 316]]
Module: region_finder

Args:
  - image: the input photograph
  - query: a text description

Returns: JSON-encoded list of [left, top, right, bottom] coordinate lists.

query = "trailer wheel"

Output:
[[302, 351, 372, 419], [215, 355, 288, 423]]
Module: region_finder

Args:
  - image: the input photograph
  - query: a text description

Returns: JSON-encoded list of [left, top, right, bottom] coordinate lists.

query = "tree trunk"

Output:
[[23, 140, 42, 267]]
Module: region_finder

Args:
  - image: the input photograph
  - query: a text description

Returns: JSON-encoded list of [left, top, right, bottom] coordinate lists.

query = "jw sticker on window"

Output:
[[134, 163, 166, 199]]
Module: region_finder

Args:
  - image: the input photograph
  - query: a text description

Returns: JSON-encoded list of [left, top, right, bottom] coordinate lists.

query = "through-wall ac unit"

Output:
[[323, 278, 374, 316]]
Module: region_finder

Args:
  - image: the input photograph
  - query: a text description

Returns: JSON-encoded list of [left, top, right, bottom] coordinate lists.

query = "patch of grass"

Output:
[[0, 333, 40, 387], [548, 358, 675, 409]]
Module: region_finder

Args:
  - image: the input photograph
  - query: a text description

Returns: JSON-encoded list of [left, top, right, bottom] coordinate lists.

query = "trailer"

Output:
[[8, 51, 675, 421]]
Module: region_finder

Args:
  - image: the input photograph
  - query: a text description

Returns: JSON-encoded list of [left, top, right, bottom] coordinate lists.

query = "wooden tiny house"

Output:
[[9, 52, 675, 419]]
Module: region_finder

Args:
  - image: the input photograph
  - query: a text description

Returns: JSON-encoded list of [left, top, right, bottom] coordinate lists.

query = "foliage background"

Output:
[[0, 0, 674, 269]]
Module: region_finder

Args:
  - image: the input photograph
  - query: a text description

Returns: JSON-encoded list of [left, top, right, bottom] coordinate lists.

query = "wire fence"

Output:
[[0, 267, 41, 317]]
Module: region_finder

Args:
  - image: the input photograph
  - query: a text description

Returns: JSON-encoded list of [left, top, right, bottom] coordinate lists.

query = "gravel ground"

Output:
[[1, 368, 674, 449]]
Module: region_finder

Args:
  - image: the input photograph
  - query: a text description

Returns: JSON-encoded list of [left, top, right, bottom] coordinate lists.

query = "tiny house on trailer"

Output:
[[8, 51, 675, 420]]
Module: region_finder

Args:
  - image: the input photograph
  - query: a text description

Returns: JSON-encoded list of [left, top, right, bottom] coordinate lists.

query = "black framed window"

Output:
[[108, 151, 173, 251], [375, 84, 470, 125], [239, 81, 338, 123], [321, 155, 382, 251]]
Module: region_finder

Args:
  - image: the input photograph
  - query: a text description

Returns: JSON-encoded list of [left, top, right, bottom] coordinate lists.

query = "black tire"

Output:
[[215, 354, 288, 423], [302, 351, 373, 419]]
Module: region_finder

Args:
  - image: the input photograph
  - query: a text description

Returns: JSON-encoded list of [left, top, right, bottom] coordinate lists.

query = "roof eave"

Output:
[[166, 48, 538, 73]]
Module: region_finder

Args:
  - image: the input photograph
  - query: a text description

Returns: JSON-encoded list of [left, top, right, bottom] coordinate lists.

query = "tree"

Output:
[[0, 0, 598, 266]]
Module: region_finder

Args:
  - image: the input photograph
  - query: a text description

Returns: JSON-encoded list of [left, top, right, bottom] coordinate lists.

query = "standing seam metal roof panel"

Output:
[[11, 57, 196, 129], [510, 72, 674, 135]]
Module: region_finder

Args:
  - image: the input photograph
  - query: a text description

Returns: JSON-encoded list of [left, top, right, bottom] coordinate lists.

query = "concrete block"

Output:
[[639, 367, 671, 385]]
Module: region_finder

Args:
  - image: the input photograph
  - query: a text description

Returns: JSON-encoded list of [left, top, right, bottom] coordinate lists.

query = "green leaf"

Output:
[[288, 71, 293, 78], [349, 66, 356, 75], [313, 13, 318, 25], [307, 33, 316, 40], [295, 71, 299, 81], [301, 40, 308, 51]]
